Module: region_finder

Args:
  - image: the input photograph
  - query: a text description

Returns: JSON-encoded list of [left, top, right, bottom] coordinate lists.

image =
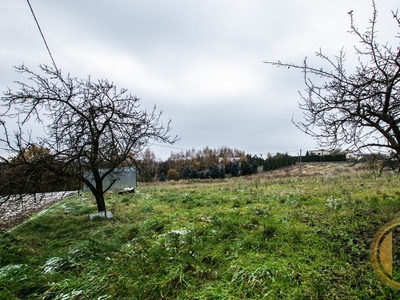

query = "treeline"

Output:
[[1, 144, 349, 194], [136, 146, 298, 182], [137, 147, 350, 182], [262, 153, 297, 171], [162, 160, 258, 181], [137, 146, 244, 181]]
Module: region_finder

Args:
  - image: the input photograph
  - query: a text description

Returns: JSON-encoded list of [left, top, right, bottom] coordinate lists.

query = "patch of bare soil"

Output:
[[0, 191, 76, 233]]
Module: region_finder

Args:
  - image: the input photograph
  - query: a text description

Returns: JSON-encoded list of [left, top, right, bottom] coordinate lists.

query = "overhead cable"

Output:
[[26, 0, 59, 72]]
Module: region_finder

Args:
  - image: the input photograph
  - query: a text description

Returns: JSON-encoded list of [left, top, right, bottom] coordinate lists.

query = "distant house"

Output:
[[345, 152, 356, 160], [218, 156, 241, 164], [307, 149, 331, 156], [307, 149, 359, 161]]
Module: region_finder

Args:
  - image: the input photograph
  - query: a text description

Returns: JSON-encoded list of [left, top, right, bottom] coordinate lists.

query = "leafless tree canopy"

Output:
[[264, 1, 400, 166], [0, 64, 178, 212]]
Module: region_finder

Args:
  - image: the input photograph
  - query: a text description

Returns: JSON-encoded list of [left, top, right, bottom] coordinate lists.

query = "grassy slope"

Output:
[[1, 164, 400, 299]]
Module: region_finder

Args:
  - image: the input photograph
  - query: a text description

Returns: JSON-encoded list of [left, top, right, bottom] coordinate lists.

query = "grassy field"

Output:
[[1, 163, 400, 299]]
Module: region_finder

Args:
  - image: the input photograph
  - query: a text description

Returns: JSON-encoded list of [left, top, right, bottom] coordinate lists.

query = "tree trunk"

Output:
[[93, 172, 107, 212], [95, 192, 107, 212]]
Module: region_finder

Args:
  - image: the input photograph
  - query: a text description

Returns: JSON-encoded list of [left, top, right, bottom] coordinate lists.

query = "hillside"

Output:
[[0, 163, 368, 233], [1, 162, 400, 298], [257, 162, 366, 179]]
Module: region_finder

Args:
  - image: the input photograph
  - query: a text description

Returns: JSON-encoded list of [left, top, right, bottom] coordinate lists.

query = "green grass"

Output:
[[1, 167, 400, 299]]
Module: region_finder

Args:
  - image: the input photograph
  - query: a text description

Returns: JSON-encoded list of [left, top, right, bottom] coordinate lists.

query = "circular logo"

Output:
[[371, 218, 400, 289]]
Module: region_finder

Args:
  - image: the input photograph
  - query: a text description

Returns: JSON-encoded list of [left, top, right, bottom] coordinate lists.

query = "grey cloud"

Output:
[[1, 0, 398, 160]]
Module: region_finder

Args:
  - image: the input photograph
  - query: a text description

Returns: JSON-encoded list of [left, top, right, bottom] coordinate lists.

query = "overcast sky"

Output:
[[1, 0, 399, 160]]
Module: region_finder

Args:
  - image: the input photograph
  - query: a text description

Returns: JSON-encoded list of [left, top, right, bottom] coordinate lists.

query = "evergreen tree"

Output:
[[230, 162, 239, 177], [252, 162, 258, 174], [159, 173, 166, 182], [183, 166, 192, 179], [241, 162, 252, 176], [263, 160, 271, 171], [191, 169, 199, 179], [210, 164, 221, 179], [220, 165, 226, 178]]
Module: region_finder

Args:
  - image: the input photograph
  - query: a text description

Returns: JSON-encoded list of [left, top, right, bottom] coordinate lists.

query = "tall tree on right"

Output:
[[264, 1, 400, 169]]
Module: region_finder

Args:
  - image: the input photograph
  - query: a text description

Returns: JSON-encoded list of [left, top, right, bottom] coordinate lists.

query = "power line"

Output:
[[151, 144, 193, 151], [26, 0, 59, 72]]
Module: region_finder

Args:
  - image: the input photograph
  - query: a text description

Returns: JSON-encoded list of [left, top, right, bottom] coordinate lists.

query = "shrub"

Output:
[[167, 169, 180, 181]]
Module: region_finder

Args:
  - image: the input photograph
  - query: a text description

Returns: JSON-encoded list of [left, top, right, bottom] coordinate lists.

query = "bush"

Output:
[[167, 169, 180, 181]]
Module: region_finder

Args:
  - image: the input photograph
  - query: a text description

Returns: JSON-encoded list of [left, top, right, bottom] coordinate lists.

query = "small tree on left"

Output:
[[0, 64, 178, 213]]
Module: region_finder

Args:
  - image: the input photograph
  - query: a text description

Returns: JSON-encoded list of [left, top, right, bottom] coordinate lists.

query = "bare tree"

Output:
[[137, 148, 159, 182], [264, 1, 400, 168], [1, 64, 178, 212]]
